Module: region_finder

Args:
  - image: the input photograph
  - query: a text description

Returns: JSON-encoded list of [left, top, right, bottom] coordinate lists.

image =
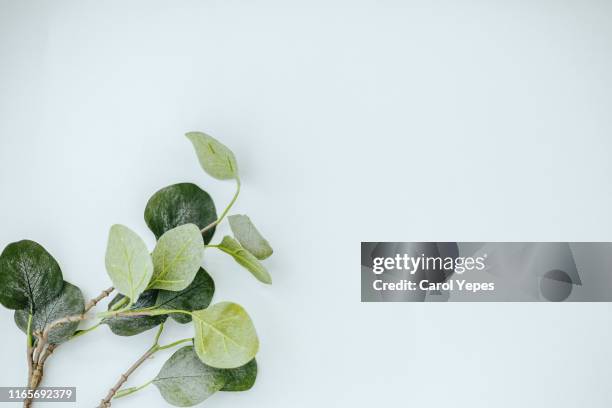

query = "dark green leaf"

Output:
[[220, 359, 258, 392], [0, 240, 63, 312], [14, 281, 84, 344], [144, 183, 217, 244], [156, 268, 215, 324], [154, 345, 226, 407], [102, 290, 166, 336]]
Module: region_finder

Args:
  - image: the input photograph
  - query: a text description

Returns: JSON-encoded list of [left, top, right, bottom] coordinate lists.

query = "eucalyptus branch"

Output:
[[24, 286, 115, 408], [97, 344, 159, 408], [4, 132, 272, 408], [32, 287, 115, 363], [97, 323, 164, 407], [98, 336, 193, 406], [98, 324, 193, 407]]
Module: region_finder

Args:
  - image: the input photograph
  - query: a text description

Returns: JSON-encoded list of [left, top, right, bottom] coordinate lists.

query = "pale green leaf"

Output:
[[105, 225, 153, 301], [218, 236, 272, 284], [185, 132, 238, 180], [150, 224, 204, 291], [193, 302, 259, 369], [154, 345, 226, 407], [228, 215, 273, 260]]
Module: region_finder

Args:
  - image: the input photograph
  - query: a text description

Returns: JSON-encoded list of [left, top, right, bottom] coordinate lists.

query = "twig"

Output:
[[97, 324, 165, 407], [97, 346, 157, 408], [32, 287, 114, 362], [38, 344, 57, 368], [97, 327, 192, 406], [24, 287, 114, 408], [84, 287, 116, 313]]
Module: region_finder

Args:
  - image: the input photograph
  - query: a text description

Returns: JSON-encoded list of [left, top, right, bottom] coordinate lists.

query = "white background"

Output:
[[2, 1, 612, 407]]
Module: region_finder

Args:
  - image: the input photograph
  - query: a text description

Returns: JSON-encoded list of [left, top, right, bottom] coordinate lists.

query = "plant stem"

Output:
[[109, 296, 129, 311], [26, 314, 33, 388], [24, 287, 115, 408], [98, 308, 192, 319], [97, 327, 192, 406], [201, 178, 241, 234], [113, 380, 153, 399], [26, 314, 33, 347], [33, 287, 115, 362], [97, 344, 159, 407], [70, 323, 101, 340], [154, 322, 165, 344], [158, 337, 193, 351]]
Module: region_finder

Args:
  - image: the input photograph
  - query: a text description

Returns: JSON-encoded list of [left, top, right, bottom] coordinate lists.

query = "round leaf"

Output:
[[220, 359, 258, 392], [149, 224, 204, 291], [156, 268, 215, 324], [105, 224, 153, 301], [193, 302, 259, 369], [0, 240, 63, 312], [185, 132, 239, 180], [14, 281, 84, 344], [102, 290, 167, 336], [228, 215, 273, 260], [218, 236, 272, 284], [144, 183, 217, 244], [154, 345, 226, 407]]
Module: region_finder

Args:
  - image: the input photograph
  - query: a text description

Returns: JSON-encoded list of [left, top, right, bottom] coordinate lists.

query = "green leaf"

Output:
[[102, 290, 167, 336], [0, 240, 63, 312], [154, 345, 226, 407], [185, 132, 239, 180], [217, 236, 272, 284], [192, 302, 259, 369], [14, 281, 84, 344], [220, 359, 258, 391], [144, 183, 217, 244], [105, 224, 153, 301], [228, 215, 273, 260], [156, 268, 215, 324], [149, 224, 204, 291]]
